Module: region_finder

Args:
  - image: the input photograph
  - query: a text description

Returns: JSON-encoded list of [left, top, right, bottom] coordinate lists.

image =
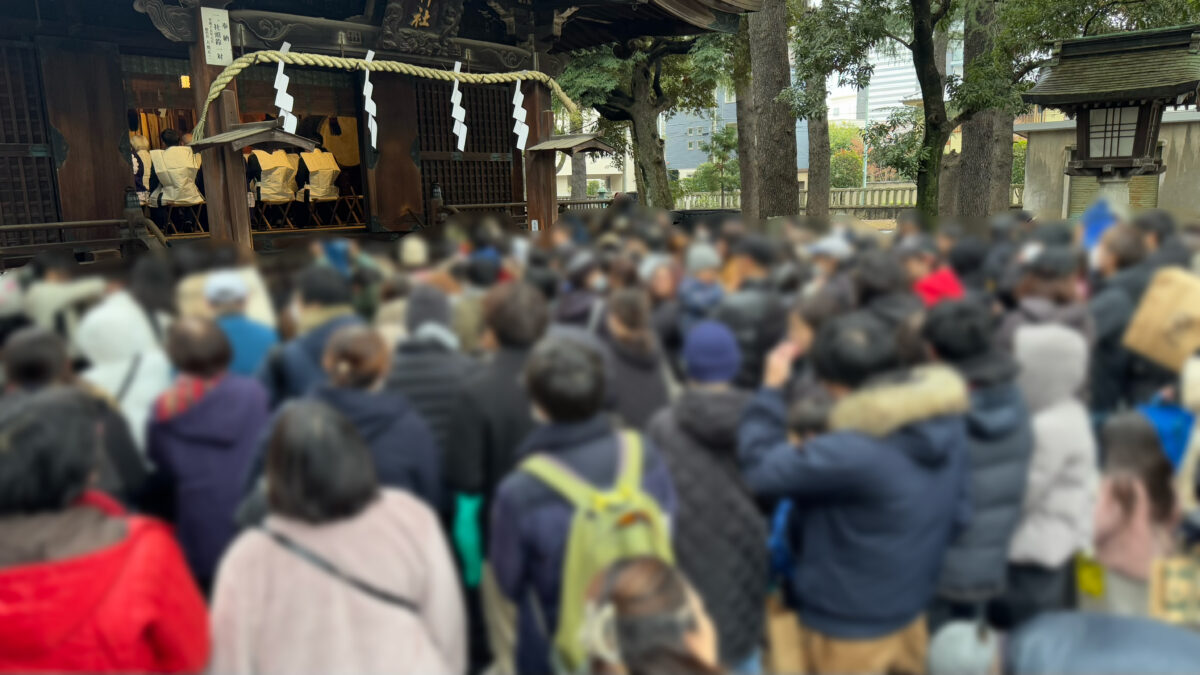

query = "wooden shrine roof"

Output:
[[527, 133, 617, 156], [189, 121, 318, 153], [1025, 25, 1200, 107], [552, 0, 762, 51]]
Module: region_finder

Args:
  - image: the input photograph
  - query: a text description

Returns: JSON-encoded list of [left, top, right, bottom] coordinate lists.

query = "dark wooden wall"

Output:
[[38, 38, 130, 221], [370, 74, 424, 230]]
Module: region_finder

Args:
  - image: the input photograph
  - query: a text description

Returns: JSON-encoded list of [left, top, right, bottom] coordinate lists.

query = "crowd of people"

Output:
[[1, 203, 1200, 675]]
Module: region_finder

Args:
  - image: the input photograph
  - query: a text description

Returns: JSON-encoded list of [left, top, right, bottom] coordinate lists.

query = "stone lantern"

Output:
[[1023, 25, 1200, 206]]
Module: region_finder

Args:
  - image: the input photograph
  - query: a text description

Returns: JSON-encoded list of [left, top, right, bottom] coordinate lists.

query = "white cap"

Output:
[[204, 270, 249, 305], [807, 234, 855, 262]]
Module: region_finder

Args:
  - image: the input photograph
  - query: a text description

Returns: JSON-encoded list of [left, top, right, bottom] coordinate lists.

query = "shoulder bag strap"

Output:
[[521, 455, 596, 508], [615, 431, 644, 492], [257, 526, 419, 613], [114, 354, 143, 405]]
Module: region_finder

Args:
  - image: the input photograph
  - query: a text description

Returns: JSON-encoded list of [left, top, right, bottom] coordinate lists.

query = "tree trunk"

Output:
[[911, 0, 952, 223], [629, 102, 674, 209], [733, 16, 759, 224], [805, 74, 831, 221], [991, 114, 1015, 213], [570, 119, 588, 198], [749, 0, 799, 219], [956, 0, 999, 219], [917, 124, 954, 224]]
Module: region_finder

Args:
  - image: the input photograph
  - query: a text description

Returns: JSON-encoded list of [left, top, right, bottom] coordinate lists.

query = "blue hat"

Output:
[[683, 320, 741, 383]]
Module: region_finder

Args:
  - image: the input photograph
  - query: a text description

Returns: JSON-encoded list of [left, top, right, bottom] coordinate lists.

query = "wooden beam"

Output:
[[523, 80, 556, 243], [189, 7, 253, 253]]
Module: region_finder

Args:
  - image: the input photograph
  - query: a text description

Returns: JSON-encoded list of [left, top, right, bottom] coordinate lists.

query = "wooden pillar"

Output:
[[523, 81, 556, 239], [189, 7, 253, 253]]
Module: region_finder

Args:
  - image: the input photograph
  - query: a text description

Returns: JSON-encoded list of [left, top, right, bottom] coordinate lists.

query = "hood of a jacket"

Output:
[[1014, 323, 1087, 414], [606, 333, 663, 371], [555, 288, 598, 323], [965, 380, 1028, 442], [675, 388, 750, 450], [75, 291, 160, 366], [401, 322, 460, 353], [1018, 297, 1091, 334], [296, 313, 361, 365], [830, 364, 968, 465], [156, 376, 266, 446], [679, 278, 723, 311], [866, 291, 924, 327], [313, 385, 414, 442], [0, 494, 136, 657]]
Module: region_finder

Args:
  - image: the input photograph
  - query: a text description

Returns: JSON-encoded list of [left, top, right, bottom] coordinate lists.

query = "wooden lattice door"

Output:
[[414, 79, 515, 219], [0, 40, 59, 242]]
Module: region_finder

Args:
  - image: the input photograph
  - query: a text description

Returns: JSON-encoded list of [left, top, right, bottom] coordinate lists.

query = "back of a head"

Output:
[[1017, 244, 1078, 304], [566, 250, 598, 288], [131, 134, 150, 153], [466, 256, 502, 288], [897, 209, 925, 232], [608, 288, 652, 334], [922, 300, 992, 365], [31, 250, 76, 281], [4, 327, 68, 389], [733, 234, 776, 271], [1102, 411, 1175, 523], [166, 317, 232, 378], [323, 324, 388, 389], [1134, 209, 1177, 244], [587, 557, 720, 675], [0, 387, 98, 516], [405, 284, 451, 334], [266, 400, 379, 523], [948, 236, 989, 279], [297, 265, 352, 307], [812, 313, 899, 389], [129, 254, 177, 316], [484, 281, 549, 349], [1031, 221, 1075, 247], [1104, 223, 1147, 271], [853, 249, 910, 303], [161, 128, 181, 147], [525, 335, 605, 423]]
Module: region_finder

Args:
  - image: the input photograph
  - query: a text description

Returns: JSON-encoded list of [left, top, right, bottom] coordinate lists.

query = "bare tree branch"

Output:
[[931, 0, 954, 28], [883, 30, 913, 49]]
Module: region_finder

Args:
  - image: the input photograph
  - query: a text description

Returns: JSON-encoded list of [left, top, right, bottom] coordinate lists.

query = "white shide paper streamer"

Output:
[[512, 82, 528, 151], [273, 42, 297, 134], [363, 50, 378, 150], [450, 61, 467, 153]]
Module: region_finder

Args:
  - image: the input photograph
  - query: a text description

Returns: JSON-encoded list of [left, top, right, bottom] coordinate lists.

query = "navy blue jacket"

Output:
[[489, 415, 677, 675], [146, 375, 271, 591], [311, 384, 443, 515], [258, 314, 362, 407], [739, 366, 971, 639]]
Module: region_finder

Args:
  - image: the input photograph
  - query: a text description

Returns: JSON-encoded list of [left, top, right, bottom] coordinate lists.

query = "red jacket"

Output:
[[0, 492, 210, 673], [914, 267, 966, 307]]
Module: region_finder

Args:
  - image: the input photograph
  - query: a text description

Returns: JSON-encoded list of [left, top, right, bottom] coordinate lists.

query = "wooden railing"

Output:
[[676, 192, 742, 209]]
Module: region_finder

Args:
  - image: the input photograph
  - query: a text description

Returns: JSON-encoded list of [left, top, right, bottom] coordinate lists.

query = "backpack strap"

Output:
[[521, 455, 596, 509], [615, 431, 644, 493]]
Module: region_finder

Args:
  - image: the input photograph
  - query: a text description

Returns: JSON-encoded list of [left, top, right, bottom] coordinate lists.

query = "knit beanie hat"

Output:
[[405, 284, 451, 334], [686, 243, 721, 274], [683, 320, 741, 383]]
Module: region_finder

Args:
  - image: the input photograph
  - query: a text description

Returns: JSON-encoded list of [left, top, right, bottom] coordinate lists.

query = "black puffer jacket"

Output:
[[647, 388, 766, 666], [604, 333, 672, 430], [712, 279, 787, 389], [383, 325, 475, 455], [937, 353, 1034, 602], [1090, 263, 1176, 413]]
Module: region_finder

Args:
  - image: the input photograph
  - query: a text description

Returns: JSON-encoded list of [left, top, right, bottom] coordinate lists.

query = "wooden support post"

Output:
[[522, 80, 555, 241], [189, 8, 253, 253]]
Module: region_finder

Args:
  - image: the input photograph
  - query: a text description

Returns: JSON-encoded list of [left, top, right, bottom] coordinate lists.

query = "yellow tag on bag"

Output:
[[1077, 553, 1106, 599]]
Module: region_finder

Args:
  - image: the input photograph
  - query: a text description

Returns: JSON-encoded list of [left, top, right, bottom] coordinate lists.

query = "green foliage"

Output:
[[687, 123, 741, 194], [830, 149, 864, 188], [829, 122, 864, 154], [587, 180, 601, 197], [1012, 139, 1027, 186], [864, 107, 927, 182]]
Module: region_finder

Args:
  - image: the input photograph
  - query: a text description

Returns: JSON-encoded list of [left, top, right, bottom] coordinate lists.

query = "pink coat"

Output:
[[209, 489, 466, 675], [1093, 475, 1176, 582]]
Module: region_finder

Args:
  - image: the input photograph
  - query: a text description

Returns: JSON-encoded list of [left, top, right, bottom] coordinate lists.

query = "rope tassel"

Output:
[[191, 49, 581, 142]]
